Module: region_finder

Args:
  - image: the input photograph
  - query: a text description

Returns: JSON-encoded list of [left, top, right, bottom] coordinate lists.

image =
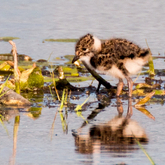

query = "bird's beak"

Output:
[[72, 55, 80, 63]]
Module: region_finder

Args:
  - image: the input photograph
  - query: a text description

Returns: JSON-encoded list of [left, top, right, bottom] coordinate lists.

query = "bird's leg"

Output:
[[116, 97, 123, 117], [116, 78, 124, 96], [125, 76, 133, 97], [126, 97, 133, 119], [96, 82, 101, 93]]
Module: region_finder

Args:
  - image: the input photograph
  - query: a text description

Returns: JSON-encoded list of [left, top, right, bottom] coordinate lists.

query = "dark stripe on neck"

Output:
[[90, 56, 97, 68]]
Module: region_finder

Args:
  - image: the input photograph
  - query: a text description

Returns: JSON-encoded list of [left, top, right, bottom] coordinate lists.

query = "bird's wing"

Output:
[[101, 38, 149, 59]]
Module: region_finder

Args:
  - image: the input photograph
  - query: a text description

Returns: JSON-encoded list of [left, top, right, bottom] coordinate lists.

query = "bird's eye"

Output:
[[82, 48, 87, 51]]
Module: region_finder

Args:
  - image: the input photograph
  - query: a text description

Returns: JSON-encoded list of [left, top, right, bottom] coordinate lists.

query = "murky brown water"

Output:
[[1, 0, 165, 164]]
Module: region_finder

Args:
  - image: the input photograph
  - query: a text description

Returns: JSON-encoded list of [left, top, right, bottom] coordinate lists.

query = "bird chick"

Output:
[[72, 33, 150, 97]]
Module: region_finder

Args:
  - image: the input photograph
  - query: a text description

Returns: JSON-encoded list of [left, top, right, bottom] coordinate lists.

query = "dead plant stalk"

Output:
[[9, 40, 20, 94]]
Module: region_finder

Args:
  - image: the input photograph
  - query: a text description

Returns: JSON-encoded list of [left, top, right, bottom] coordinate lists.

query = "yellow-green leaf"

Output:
[[135, 91, 155, 107]]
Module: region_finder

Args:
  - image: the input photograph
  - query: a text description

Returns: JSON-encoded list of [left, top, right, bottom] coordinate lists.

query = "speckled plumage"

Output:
[[72, 34, 150, 96]]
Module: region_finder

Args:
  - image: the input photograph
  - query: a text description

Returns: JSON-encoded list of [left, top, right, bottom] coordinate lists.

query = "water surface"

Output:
[[1, 0, 165, 165]]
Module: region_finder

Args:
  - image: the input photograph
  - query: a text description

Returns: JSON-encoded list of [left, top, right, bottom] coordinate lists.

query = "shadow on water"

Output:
[[73, 98, 148, 156]]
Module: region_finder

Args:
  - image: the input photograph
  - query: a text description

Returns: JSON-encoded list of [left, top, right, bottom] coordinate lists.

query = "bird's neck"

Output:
[[80, 53, 97, 70], [90, 55, 98, 69]]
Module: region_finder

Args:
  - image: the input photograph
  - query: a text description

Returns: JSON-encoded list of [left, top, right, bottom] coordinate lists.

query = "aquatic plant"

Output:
[[74, 96, 90, 124], [145, 39, 155, 76], [9, 40, 20, 94], [0, 114, 9, 135], [135, 136, 155, 165], [0, 75, 11, 135], [48, 53, 60, 101], [135, 91, 155, 107], [59, 89, 66, 111]]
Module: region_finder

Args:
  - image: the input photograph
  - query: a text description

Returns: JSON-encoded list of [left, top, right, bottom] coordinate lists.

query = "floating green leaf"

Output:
[[44, 38, 78, 42], [135, 91, 155, 107], [0, 36, 20, 42], [133, 89, 165, 96], [135, 83, 159, 89]]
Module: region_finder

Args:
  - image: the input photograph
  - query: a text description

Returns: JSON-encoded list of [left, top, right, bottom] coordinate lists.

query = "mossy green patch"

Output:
[[20, 66, 44, 90], [27, 67, 44, 89]]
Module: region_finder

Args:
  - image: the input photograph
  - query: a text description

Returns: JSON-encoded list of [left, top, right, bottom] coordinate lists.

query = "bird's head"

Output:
[[72, 33, 101, 63]]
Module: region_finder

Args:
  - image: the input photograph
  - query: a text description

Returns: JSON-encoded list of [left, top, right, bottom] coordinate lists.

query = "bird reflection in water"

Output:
[[73, 98, 148, 155]]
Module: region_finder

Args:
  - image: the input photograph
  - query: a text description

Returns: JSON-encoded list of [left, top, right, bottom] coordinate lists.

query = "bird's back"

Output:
[[100, 38, 149, 60]]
